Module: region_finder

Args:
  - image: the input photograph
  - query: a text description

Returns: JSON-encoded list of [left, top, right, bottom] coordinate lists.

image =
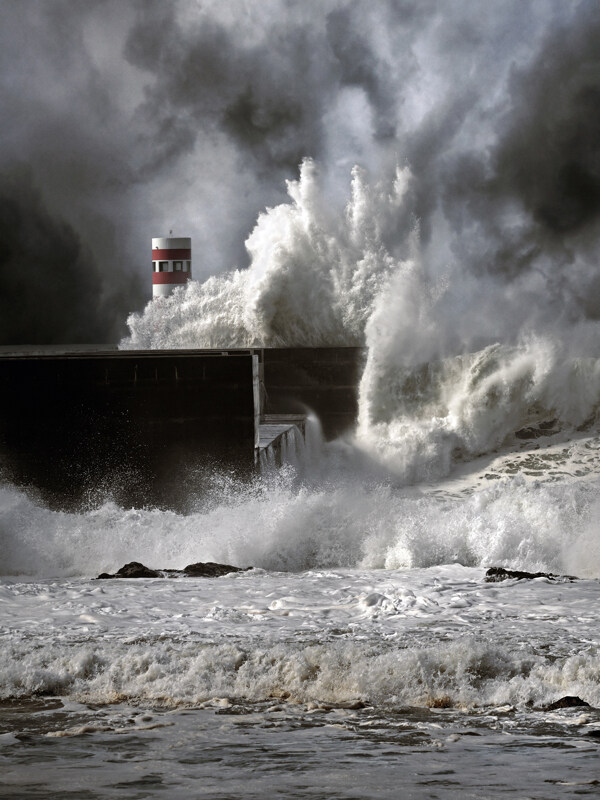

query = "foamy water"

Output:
[[3, 410, 600, 796], [2, 432, 599, 579]]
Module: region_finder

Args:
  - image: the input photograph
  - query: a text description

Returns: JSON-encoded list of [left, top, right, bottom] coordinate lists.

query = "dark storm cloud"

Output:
[[0, 0, 146, 344], [438, 0, 600, 297], [325, 1, 428, 143], [0, 167, 118, 343], [124, 8, 329, 175], [123, 0, 427, 176], [495, 3, 600, 235]]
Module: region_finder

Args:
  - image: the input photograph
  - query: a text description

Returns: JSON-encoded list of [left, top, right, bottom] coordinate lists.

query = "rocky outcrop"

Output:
[[97, 560, 249, 579], [485, 567, 576, 583], [544, 696, 591, 711], [183, 562, 247, 577], [98, 561, 160, 579]]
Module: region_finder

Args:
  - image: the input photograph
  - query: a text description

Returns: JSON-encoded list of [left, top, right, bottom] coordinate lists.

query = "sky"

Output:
[[0, 0, 598, 344]]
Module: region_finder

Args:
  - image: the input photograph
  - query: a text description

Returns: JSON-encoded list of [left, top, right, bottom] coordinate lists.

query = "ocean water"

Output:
[[2, 423, 600, 798], [2, 165, 600, 797]]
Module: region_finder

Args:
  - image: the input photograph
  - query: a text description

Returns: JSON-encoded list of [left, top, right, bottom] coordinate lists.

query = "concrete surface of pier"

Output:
[[0, 347, 365, 509]]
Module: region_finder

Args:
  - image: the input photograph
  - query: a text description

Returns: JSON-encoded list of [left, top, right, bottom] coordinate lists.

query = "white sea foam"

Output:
[[1, 436, 599, 579], [1, 565, 600, 710], [357, 325, 600, 480], [122, 159, 414, 350], [0, 637, 579, 708]]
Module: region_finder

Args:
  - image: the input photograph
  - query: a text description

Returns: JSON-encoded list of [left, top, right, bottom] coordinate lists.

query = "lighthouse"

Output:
[[152, 236, 192, 298]]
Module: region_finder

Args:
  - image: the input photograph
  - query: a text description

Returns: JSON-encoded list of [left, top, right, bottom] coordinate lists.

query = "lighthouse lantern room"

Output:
[[152, 236, 192, 298]]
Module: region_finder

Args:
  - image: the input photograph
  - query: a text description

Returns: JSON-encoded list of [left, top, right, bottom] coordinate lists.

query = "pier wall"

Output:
[[0, 350, 258, 509], [262, 347, 365, 440], [0, 346, 366, 509]]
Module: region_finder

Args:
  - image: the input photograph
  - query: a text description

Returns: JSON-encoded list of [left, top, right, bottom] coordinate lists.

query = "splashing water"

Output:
[[121, 159, 415, 349], [122, 161, 600, 484]]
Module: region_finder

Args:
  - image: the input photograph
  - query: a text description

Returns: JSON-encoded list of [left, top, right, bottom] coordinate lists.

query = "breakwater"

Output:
[[0, 346, 365, 509]]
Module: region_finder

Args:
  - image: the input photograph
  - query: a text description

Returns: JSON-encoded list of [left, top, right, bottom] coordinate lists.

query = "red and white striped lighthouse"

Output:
[[152, 236, 192, 298]]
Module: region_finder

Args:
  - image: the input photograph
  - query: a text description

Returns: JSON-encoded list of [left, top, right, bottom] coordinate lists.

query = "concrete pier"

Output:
[[0, 349, 259, 509], [258, 414, 307, 469], [0, 346, 365, 509], [262, 347, 365, 439]]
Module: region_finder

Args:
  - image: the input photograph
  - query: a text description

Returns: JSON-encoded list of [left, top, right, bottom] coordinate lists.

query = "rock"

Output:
[[116, 562, 161, 578], [97, 561, 161, 579], [586, 730, 600, 739], [97, 560, 250, 579], [545, 696, 591, 711], [183, 561, 248, 578], [485, 567, 576, 583], [485, 567, 550, 582]]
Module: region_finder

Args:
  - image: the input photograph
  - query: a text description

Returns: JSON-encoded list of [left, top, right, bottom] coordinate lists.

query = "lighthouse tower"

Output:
[[152, 236, 192, 298]]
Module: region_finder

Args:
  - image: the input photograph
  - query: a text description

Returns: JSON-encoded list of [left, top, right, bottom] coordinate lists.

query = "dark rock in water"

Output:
[[117, 562, 161, 578], [97, 561, 250, 579], [183, 561, 248, 578], [485, 567, 551, 582], [97, 561, 161, 579], [545, 696, 591, 711], [485, 567, 576, 583], [587, 730, 600, 739]]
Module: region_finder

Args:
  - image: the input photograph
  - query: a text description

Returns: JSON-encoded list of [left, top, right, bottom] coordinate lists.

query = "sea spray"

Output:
[[121, 160, 414, 350], [122, 161, 600, 483], [356, 335, 600, 480], [2, 452, 599, 578]]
